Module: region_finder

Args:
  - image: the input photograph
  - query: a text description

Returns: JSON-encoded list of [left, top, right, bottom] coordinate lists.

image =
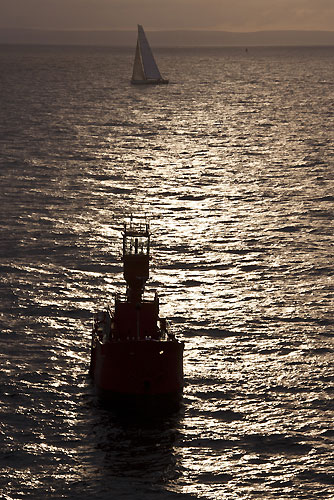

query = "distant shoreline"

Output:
[[1, 28, 334, 47]]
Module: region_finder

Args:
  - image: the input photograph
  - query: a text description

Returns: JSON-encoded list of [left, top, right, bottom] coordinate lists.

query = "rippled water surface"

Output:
[[0, 45, 333, 499]]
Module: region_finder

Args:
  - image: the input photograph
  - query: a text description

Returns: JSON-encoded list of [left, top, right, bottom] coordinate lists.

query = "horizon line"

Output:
[[1, 27, 334, 33]]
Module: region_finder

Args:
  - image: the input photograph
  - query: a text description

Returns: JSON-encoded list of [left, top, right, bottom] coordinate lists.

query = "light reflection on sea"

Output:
[[0, 45, 333, 499]]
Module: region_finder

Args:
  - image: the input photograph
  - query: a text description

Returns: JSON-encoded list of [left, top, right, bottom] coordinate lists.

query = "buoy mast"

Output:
[[122, 219, 150, 304]]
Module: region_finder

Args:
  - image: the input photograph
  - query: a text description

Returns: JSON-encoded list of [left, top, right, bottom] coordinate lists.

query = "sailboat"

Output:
[[131, 25, 169, 85]]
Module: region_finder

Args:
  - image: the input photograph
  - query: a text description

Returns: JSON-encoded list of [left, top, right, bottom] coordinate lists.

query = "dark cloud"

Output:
[[1, 0, 333, 31]]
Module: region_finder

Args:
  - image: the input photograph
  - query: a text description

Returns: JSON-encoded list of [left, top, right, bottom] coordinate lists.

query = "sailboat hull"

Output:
[[131, 78, 169, 85]]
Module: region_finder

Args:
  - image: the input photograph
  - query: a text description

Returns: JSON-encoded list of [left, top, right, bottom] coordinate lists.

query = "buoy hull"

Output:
[[90, 337, 184, 410]]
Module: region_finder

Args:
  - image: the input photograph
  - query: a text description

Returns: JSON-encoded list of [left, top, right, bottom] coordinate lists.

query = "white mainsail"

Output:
[[131, 25, 168, 84]]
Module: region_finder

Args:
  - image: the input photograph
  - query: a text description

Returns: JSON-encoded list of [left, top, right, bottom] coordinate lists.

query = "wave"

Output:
[[183, 433, 311, 455], [297, 470, 334, 485], [240, 434, 312, 455]]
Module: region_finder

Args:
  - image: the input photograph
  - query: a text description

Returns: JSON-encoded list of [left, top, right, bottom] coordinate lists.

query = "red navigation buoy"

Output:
[[89, 217, 184, 413]]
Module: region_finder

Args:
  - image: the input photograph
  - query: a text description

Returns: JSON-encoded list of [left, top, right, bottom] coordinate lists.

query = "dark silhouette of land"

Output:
[[1, 28, 334, 47]]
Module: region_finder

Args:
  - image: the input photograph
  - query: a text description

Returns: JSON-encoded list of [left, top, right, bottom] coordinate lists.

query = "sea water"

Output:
[[0, 45, 333, 499]]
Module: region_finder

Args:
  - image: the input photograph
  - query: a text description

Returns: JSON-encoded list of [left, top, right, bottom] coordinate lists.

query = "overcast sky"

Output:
[[1, 0, 334, 31]]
